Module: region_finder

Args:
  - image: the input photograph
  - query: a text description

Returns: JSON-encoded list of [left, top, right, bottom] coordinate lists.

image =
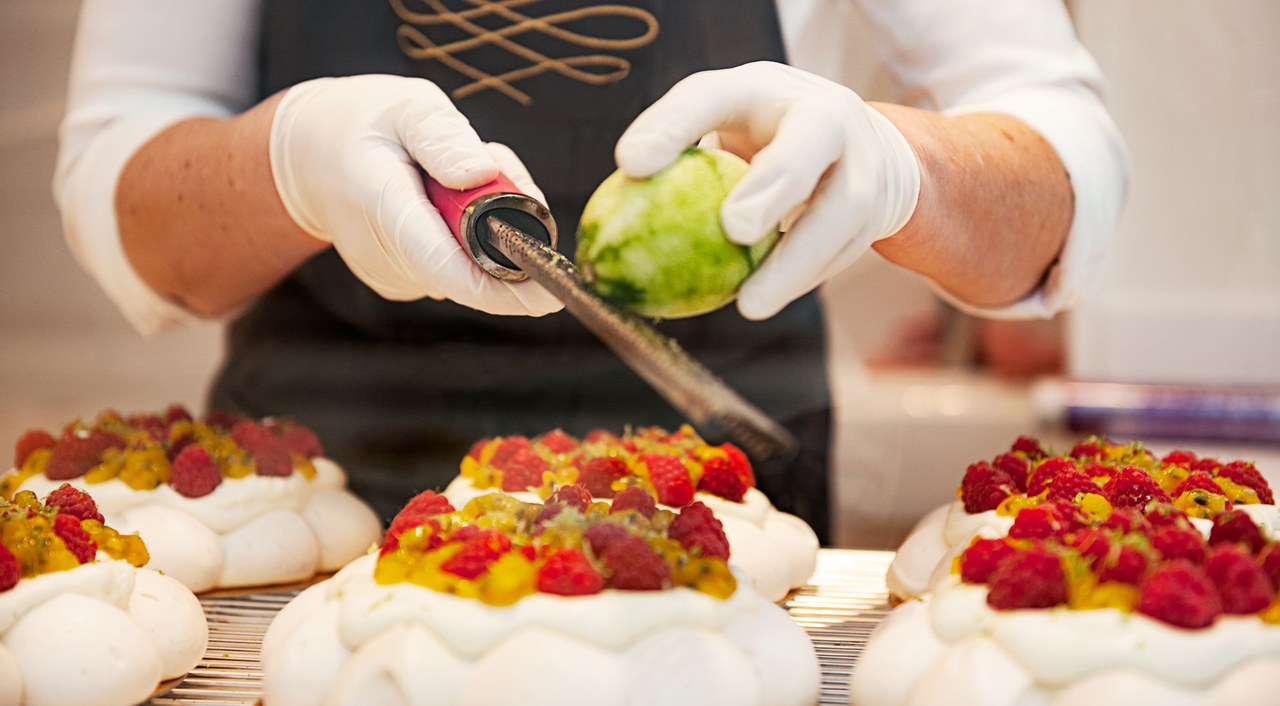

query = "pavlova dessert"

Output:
[[887, 436, 1278, 599], [1, 406, 382, 592], [262, 488, 820, 706], [852, 497, 1280, 705], [0, 486, 207, 706], [440, 426, 818, 601]]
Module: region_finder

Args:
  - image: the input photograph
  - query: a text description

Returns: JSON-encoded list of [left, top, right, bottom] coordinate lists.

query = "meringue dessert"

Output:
[[887, 436, 1279, 600], [262, 488, 820, 706], [1, 406, 382, 592], [852, 496, 1280, 706], [0, 487, 207, 706], [441, 426, 818, 601]]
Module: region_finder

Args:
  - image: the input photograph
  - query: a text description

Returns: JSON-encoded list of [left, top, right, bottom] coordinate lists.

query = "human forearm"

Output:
[[870, 105, 1073, 309], [116, 93, 326, 317]]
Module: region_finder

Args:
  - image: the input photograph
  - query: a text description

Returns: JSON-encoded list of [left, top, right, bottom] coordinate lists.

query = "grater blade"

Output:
[[483, 215, 798, 463]]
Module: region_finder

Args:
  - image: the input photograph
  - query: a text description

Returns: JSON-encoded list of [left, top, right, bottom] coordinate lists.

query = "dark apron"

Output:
[[211, 0, 832, 542]]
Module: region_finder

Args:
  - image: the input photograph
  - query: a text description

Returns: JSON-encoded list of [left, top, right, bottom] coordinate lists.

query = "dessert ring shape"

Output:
[[261, 553, 821, 706], [0, 561, 207, 706], [850, 576, 1280, 706], [5, 458, 383, 592]]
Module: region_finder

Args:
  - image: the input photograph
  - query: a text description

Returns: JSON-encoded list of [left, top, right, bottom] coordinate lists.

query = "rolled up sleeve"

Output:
[[53, 0, 261, 335]]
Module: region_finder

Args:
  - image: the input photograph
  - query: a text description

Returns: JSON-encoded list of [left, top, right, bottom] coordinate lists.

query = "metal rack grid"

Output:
[[145, 549, 894, 706]]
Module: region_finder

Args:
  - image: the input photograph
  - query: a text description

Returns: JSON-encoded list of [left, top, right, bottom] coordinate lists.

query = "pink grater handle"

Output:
[[424, 173, 522, 248]]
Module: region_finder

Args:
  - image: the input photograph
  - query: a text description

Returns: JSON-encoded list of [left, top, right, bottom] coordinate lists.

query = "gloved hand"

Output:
[[616, 62, 921, 320], [269, 74, 563, 316]]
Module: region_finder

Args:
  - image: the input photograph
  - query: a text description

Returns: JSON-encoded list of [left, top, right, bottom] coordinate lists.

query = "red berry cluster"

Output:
[[958, 436, 1274, 516], [376, 488, 736, 604], [462, 426, 757, 507], [6, 406, 326, 500], [958, 499, 1280, 629], [1, 485, 149, 593]]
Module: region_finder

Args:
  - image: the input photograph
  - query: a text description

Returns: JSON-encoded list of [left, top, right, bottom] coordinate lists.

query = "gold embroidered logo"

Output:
[[391, 0, 659, 105]]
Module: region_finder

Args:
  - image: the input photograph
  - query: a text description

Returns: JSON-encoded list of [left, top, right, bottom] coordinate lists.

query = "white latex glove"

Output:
[[616, 62, 921, 320], [269, 74, 563, 316]]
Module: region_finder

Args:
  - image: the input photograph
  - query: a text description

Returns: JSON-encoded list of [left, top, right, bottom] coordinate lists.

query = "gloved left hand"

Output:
[[616, 61, 921, 320]]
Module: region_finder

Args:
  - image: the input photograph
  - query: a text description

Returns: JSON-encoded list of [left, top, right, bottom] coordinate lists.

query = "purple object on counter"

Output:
[[1064, 381, 1280, 445]]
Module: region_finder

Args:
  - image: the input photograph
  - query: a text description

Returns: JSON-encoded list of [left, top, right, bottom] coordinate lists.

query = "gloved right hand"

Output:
[[269, 74, 563, 316]]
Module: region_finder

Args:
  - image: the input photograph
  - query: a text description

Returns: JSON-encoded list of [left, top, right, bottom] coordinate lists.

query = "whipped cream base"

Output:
[[262, 554, 820, 706], [887, 500, 1280, 600], [850, 575, 1280, 706], [442, 477, 819, 602], [0, 559, 207, 706], [4, 458, 382, 592]]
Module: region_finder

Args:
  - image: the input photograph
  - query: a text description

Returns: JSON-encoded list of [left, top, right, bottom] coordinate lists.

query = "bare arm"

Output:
[[115, 94, 325, 317], [871, 105, 1073, 309]]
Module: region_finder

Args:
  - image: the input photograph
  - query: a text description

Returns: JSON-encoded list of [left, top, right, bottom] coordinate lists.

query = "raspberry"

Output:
[[1008, 503, 1081, 540], [958, 538, 1017, 584], [610, 487, 657, 517], [128, 414, 167, 440], [1208, 510, 1266, 554], [203, 409, 243, 430], [166, 433, 195, 463], [1102, 508, 1150, 534], [1137, 561, 1222, 629], [53, 513, 97, 564], [1161, 450, 1197, 466], [399, 490, 456, 519], [0, 544, 17, 591], [1026, 457, 1077, 497], [489, 436, 532, 469], [538, 429, 578, 454], [698, 457, 747, 502], [278, 421, 324, 458], [1046, 470, 1100, 503], [164, 404, 194, 424], [1081, 461, 1115, 482], [231, 421, 292, 476], [719, 443, 755, 489], [1259, 544, 1280, 590], [14, 429, 56, 468], [45, 434, 106, 480], [170, 445, 223, 498], [1105, 467, 1169, 509], [959, 461, 1016, 513], [667, 502, 730, 560], [643, 454, 695, 507], [1069, 439, 1104, 460], [499, 449, 548, 492], [584, 522, 630, 555], [536, 548, 604, 595], [1190, 458, 1222, 473], [1011, 436, 1047, 459], [1151, 526, 1207, 564], [1069, 528, 1111, 565], [465, 438, 490, 461], [546, 484, 591, 513], [440, 529, 512, 580], [578, 457, 628, 498], [992, 453, 1031, 493], [44, 484, 104, 523], [986, 547, 1067, 610], [1216, 461, 1274, 504], [1205, 544, 1274, 614], [1144, 503, 1192, 530], [383, 491, 454, 554], [601, 536, 670, 590], [583, 429, 620, 445], [1172, 472, 1227, 499], [1097, 545, 1149, 585]]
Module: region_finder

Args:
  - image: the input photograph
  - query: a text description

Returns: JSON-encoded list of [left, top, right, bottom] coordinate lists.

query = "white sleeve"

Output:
[[856, 0, 1130, 319], [53, 0, 262, 336]]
